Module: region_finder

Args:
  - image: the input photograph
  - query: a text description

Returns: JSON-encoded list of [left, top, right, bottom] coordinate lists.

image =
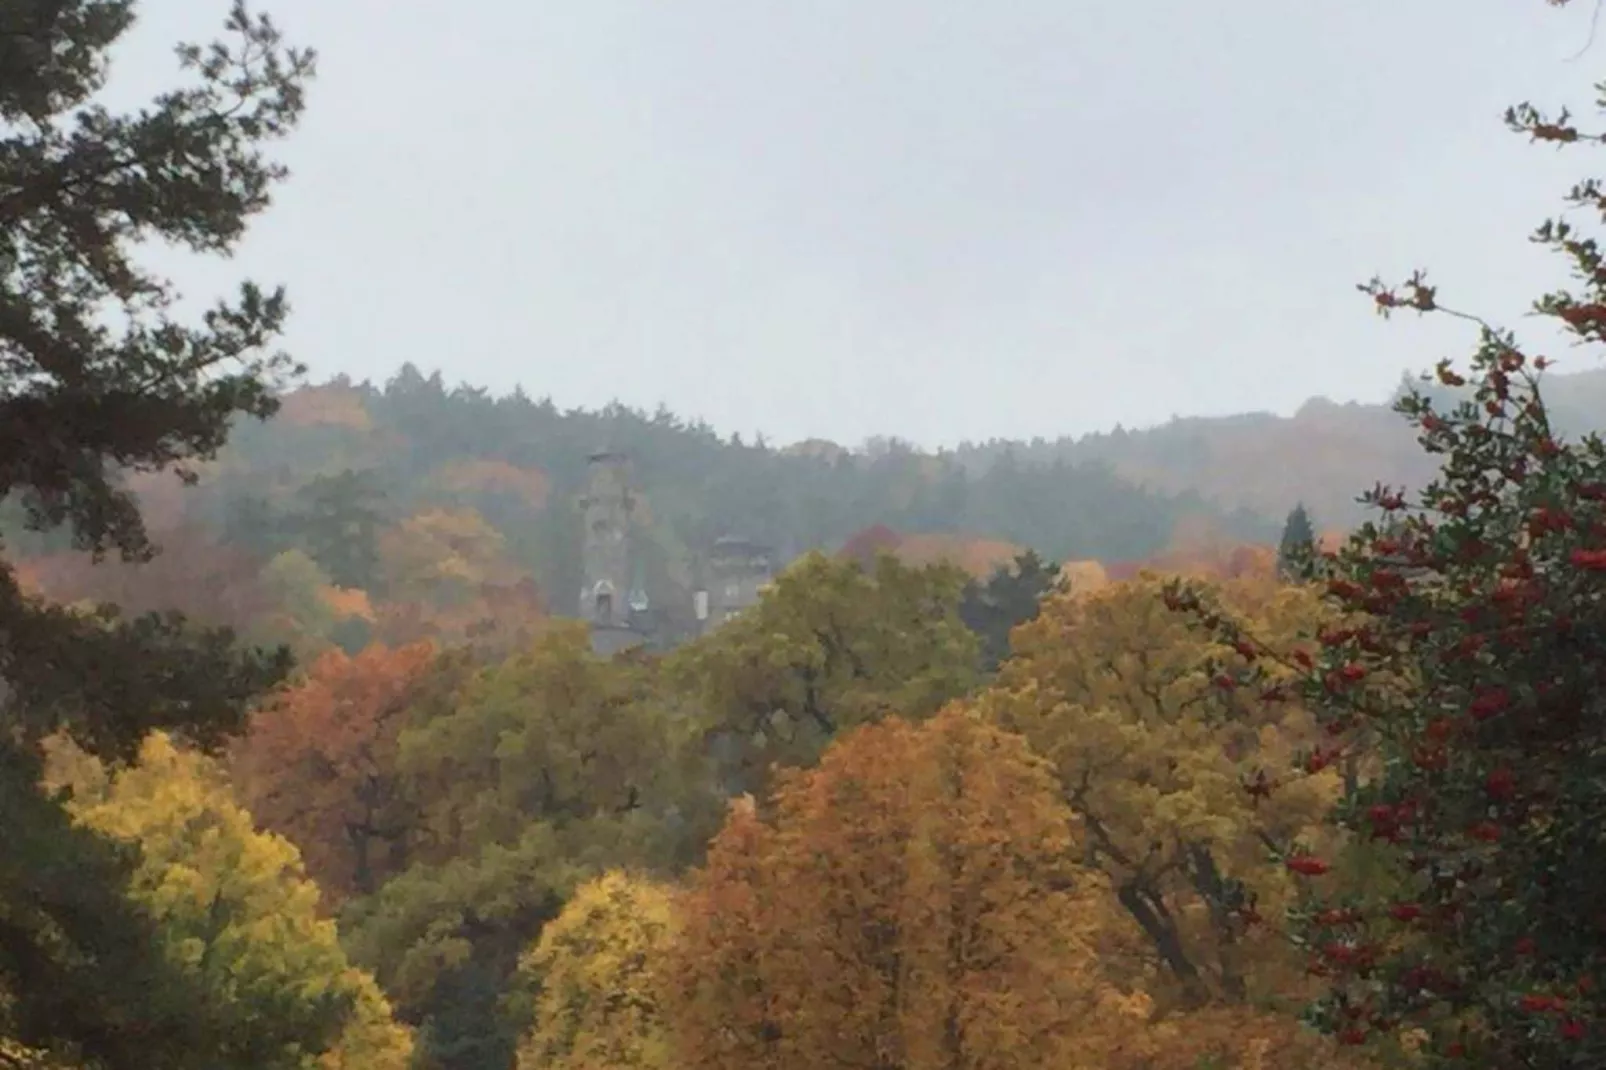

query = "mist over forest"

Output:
[[6, 4, 1606, 1070]]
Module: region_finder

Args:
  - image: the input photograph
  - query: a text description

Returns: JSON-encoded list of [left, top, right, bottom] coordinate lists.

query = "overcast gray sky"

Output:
[[116, 1, 1602, 448]]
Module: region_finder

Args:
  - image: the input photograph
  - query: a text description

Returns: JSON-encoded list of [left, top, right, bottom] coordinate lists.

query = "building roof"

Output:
[[711, 534, 773, 558]]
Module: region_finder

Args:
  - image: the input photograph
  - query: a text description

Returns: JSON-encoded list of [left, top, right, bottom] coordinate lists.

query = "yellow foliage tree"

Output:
[[0, 1036, 64, 1070], [44, 734, 414, 1070], [662, 705, 1151, 1070], [1057, 558, 1111, 594], [374, 508, 543, 647], [1116, 1003, 1380, 1070], [513, 871, 676, 1070], [977, 572, 1342, 1009], [378, 508, 519, 608]]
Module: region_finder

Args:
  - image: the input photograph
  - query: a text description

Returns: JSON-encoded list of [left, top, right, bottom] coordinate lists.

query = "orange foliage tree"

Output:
[[276, 383, 375, 431], [19, 520, 274, 637], [891, 532, 1029, 580], [232, 642, 438, 902], [372, 508, 543, 649], [661, 705, 1150, 1070], [836, 523, 904, 569], [427, 458, 550, 511], [1125, 513, 1281, 582]]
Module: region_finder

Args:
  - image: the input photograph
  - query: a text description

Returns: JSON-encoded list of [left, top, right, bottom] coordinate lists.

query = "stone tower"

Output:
[[577, 450, 635, 635]]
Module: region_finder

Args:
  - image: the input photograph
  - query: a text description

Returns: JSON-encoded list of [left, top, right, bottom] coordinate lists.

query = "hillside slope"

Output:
[[953, 367, 1606, 529], [14, 362, 1590, 648], [1, 365, 1277, 648]]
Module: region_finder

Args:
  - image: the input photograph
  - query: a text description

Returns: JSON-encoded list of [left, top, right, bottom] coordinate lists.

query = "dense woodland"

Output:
[[18, 364, 1606, 655], [0, 364, 1289, 651], [6, 4, 1606, 1070]]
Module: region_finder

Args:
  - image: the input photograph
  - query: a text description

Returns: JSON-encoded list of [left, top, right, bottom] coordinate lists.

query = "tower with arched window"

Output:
[[577, 450, 642, 653]]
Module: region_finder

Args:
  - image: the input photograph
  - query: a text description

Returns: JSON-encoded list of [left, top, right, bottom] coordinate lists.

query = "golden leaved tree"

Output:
[[513, 870, 676, 1070], [977, 573, 1342, 1008], [378, 508, 517, 606], [373, 508, 543, 650], [662, 705, 1152, 1070], [43, 734, 414, 1070], [974, 573, 1388, 1070]]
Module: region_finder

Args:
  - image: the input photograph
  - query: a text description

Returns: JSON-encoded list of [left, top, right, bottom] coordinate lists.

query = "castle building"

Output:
[[698, 534, 775, 634], [577, 450, 779, 653]]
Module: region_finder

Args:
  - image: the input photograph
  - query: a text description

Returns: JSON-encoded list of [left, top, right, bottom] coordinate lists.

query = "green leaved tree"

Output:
[[668, 551, 981, 795], [288, 470, 386, 590], [340, 624, 714, 1070]]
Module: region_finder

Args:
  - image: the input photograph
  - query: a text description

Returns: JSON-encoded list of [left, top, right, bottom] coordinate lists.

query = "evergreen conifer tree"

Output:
[[1276, 502, 1316, 580], [1, 3, 322, 1064]]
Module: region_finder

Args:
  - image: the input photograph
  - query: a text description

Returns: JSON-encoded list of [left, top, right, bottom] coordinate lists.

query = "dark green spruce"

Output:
[[959, 549, 1061, 672], [1276, 501, 1316, 581]]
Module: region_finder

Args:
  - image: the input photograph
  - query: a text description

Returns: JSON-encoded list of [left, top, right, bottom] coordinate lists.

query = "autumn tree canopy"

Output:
[[233, 641, 440, 901], [1175, 342, 1606, 1064], [669, 551, 980, 793], [663, 705, 1149, 1070], [45, 732, 413, 1070], [340, 624, 714, 1070], [512, 870, 676, 1070], [15, 6, 1605, 1070], [980, 572, 1343, 1008], [371, 507, 544, 649]]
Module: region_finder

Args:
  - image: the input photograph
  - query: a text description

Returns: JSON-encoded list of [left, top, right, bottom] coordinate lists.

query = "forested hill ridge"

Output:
[[17, 361, 1606, 651], [2, 363, 1278, 628], [12, 362, 1606, 657], [953, 365, 1606, 530], [191, 358, 1606, 549], [19, 4, 1606, 1070], [229, 363, 1277, 564]]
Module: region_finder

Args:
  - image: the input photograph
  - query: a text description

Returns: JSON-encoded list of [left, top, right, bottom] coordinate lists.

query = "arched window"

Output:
[[591, 580, 616, 623]]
